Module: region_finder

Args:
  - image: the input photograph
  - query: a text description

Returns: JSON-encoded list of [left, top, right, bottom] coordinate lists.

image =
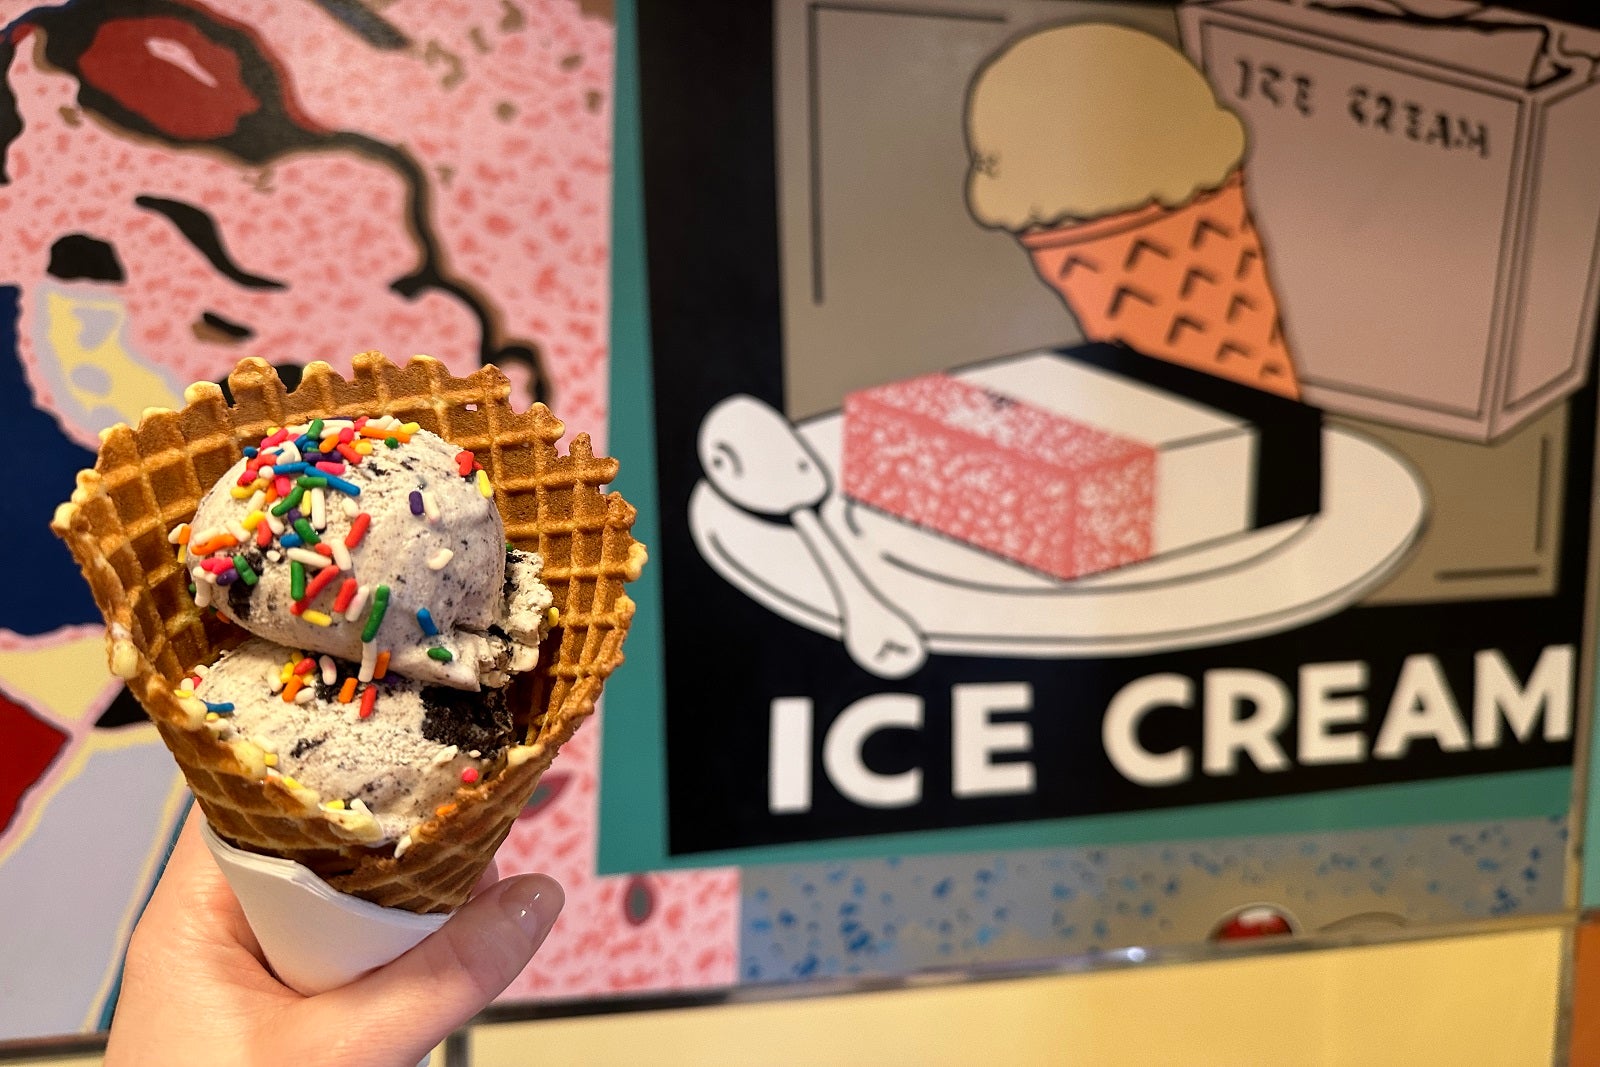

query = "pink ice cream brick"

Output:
[[841, 374, 1156, 580]]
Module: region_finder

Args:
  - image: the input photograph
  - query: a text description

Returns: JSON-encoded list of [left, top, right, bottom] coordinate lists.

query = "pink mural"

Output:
[[0, 0, 735, 1039], [497, 727, 741, 999]]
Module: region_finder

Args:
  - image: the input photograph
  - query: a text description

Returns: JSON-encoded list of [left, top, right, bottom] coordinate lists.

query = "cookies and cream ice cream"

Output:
[[170, 410, 557, 849], [965, 22, 1245, 231], [55, 353, 638, 912], [182, 416, 551, 689], [182, 636, 516, 847]]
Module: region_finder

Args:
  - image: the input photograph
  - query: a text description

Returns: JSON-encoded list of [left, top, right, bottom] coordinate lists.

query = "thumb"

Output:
[[295, 874, 563, 1066]]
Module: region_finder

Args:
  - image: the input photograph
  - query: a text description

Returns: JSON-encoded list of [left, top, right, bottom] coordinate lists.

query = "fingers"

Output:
[[296, 874, 563, 1066], [111, 802, 290, 1066], [134, 802, 263, 960]]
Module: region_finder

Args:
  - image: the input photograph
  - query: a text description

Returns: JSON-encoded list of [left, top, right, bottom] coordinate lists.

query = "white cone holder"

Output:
[[201, 819, 450, 996]]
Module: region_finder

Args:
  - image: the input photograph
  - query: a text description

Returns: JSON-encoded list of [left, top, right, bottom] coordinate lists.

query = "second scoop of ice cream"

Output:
[[184, 417, 551, 689], [193, 636, 516, 844]]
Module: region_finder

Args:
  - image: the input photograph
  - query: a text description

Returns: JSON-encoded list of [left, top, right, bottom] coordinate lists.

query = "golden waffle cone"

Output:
[[51, 353, 643, 914], [1021, 170, 1300, 399]]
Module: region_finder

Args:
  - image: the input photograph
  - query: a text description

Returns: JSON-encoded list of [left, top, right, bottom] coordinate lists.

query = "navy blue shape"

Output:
[[308, 0, 410, 50], [0, 285, 102, 633]]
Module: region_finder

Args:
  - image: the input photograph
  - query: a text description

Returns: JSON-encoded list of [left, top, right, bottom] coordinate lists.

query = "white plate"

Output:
[[690, 413, 1426, 658]]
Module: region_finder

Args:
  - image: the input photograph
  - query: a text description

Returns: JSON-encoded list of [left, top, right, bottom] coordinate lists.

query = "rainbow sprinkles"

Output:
[[159, 407, 554, 847], [171, 413, 504, 727]]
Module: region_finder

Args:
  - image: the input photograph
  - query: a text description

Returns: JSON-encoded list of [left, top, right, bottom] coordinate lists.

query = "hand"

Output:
[[105, 806, 563, 1067]]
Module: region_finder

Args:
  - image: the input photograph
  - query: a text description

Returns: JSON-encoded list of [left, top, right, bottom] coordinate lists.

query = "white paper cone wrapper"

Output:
[[201, 820, 449, 996]]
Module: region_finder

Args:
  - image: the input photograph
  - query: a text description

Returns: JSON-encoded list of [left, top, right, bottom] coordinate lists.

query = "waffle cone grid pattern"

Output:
[[1021, 172, 1299, 399], [52, 354, 640, 913]]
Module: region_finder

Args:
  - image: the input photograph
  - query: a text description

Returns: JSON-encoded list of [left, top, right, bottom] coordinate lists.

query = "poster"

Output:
[[608, 0, 1597, 981], [1, 0, 1596, 1046]]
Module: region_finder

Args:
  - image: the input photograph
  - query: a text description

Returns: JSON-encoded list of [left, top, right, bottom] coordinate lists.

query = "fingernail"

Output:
[[500, 874, 564, 949]]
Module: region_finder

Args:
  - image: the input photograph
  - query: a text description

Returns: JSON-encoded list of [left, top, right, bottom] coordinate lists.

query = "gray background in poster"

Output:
[[774, 0, 1183, 419]]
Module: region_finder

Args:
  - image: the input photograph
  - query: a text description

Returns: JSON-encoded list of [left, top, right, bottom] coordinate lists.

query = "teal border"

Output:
[[1584, 630, 1600, 908], [598, 0, 672, 875], [598, 0, 1578, 876]]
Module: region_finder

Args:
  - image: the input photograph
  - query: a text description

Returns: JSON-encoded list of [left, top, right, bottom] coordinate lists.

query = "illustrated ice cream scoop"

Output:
[[965, 23, 1299, 398], [184, 418, 551, 689]]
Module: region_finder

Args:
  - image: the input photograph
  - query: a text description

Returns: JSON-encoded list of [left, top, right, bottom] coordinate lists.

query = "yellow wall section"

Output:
[[472, 928, 1563, 1066], [0, 629, 119, 725], [15, 928, 1562, 1065]]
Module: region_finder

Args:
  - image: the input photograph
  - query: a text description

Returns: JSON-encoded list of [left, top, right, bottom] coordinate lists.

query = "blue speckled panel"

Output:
[[738, 818, 1567, 982]]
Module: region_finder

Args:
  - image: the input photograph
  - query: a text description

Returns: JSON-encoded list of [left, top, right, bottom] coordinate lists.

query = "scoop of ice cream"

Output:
[[965, 23, 1246, 232], [191, 637, 515, 844], [183, 416, 551, 689]]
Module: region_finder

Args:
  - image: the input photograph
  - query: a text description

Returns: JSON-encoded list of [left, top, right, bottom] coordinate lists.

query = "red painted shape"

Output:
[[77, 16, 261, 140], [0, 688, 69, 834], [169, 0, 328, 135], [1210, 904, 1296, 942]]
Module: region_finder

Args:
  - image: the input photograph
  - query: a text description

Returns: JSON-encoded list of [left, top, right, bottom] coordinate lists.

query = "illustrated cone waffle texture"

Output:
[[52, 353, 642, 913], [1022, 171, 1300, 400]]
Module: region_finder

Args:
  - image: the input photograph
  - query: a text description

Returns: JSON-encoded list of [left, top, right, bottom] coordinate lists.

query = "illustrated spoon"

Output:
[[698, 395, 928, 679]]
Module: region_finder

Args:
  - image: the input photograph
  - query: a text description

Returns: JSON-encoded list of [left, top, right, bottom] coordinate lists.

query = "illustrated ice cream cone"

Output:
[[52, 353, 644, 916], [966, 23, 1299, 399], [1020, 170, 1297, 397]]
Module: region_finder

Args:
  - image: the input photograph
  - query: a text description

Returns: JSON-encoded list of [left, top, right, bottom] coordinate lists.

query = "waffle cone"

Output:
[[1021, 170, 1299, 399], [52, 353, 643, 914]]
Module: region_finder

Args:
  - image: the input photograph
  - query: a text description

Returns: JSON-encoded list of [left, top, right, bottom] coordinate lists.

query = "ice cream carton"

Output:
[[1179, 1, 1600, 442]]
